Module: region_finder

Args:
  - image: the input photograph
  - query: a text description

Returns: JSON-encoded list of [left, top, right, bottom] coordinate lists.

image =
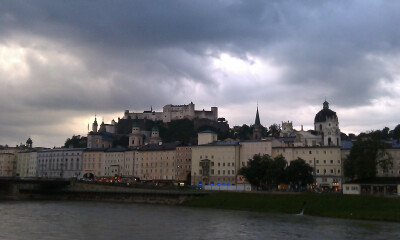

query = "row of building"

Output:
[[2, 131, 400, 190], [2, 101, 400, 191]]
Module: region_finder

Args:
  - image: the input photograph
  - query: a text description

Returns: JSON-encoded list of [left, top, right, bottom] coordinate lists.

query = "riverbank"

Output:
[[181, 191, 400, 222]]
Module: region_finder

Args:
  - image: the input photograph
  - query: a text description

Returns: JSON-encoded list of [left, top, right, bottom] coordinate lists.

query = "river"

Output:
[[0, 201, 399, 240]]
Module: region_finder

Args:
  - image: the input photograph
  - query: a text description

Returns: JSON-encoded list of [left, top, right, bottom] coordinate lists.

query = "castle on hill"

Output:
[[87, 102, 224, 148], [123, 102, 217, 123]]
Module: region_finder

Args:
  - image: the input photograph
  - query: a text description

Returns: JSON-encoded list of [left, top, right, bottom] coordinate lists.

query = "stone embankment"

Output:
[[13, 182, 209, 204]]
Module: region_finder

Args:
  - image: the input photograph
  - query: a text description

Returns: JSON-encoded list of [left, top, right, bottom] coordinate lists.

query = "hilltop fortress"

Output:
[[123, 102, 218, 123]]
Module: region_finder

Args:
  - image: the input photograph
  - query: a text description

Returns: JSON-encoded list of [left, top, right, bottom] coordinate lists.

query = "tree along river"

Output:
[[0, 201, 399, 240]]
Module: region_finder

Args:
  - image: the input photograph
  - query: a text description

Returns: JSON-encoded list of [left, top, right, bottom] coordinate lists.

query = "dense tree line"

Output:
[[239, 154, 314, 190], [64, 135, 87, 148], [228, 123, 281, 140], [344, 139, 393, 180]]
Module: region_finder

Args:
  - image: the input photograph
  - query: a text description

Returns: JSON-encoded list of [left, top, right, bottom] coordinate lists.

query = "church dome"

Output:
[[314, 101, 338, 123], [132, 121, 140, 128]]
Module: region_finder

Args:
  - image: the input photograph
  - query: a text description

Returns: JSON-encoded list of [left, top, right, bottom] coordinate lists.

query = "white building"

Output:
[[314, 100, 341, 146], [123, 102, 218, 123], [37, 148, 84, 179], [103, 148, 126, 177]]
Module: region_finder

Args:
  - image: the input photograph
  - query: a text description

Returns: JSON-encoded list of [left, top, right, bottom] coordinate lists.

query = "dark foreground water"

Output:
[[0, 201, 399, 240]]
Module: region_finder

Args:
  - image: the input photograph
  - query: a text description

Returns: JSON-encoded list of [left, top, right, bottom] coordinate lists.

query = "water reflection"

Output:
[[0, 201, 399, 240]]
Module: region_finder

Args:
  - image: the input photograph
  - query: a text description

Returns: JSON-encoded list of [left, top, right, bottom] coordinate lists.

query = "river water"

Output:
[[0, 201, 399, 240]]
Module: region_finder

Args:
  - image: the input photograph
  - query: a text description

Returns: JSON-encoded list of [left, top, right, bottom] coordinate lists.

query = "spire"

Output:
[[255, 104, 260, 125]]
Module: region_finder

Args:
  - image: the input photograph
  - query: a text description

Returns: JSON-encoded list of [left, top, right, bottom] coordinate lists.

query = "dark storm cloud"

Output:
[[1, 0, 400, 146]]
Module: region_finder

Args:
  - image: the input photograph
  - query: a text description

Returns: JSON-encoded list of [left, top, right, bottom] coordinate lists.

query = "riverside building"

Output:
[[135, 142, 180, 181], [37, 148, 84, 179], [191, 131, 240, 187], [272, 146, 342, 190]]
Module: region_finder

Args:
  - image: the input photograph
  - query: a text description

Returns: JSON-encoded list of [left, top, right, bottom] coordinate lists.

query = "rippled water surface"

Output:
[[0, 201, 399, 240]]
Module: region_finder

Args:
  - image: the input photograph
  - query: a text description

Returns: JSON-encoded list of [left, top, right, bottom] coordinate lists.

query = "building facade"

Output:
[[28, 151, 38, 177], [272, 146, 342, 190], [192, 131, 240, 187], [175, 145, 192, 181], [104, 148, 126, 177], [37, 148, 84, 179], [82, 149, 105, 178], [16, 151, 31, 177], [135, 142, 180, 181]]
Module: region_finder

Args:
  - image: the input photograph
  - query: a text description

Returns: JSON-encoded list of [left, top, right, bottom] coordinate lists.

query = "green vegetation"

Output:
[[182, 191, 400, 222], [239, 154, 314, 190], [159, 119, 197, 144], [64, 135, 87, 148], [344, 139, 393, 180], [228, 123, 280, 140]]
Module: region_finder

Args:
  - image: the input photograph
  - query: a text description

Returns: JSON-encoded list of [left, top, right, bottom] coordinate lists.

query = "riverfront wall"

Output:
[[2, 181, 208, 204]]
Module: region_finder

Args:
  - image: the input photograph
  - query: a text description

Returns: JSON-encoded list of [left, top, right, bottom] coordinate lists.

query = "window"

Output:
[[309, 151, 312, 154], [317, 169, 320, 174], [223, 170, 225, 175], [211, 170, 214, 174], [330, 160, 333, 164], [323, 160, 326, 164], [330, 169, 334, 174], [211, 162, 214, 166]]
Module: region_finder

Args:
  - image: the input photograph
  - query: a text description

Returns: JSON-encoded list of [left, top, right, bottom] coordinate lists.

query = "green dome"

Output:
[[132, 121, 140, 128], [152, 125, 159, 131]]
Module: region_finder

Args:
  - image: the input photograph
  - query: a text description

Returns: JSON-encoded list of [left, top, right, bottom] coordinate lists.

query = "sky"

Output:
[[1, 0, 400, 147]]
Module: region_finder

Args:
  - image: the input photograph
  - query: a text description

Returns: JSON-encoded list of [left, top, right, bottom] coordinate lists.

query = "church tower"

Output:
[[92, 116, 98, 133], [149, 125, 161, 144], [314, 100, 341, 146], [252, 105, 263, 140], [129, 119, 143, 147]]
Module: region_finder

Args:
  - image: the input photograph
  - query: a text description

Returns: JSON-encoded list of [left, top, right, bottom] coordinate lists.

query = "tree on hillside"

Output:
[[344, 139, 393, 180], [285, 158, 314, 188], [268, 124, 281, 137], [231, 124, 253, 140], [64, 135, 87, 148], [159, 119, 196, 144]]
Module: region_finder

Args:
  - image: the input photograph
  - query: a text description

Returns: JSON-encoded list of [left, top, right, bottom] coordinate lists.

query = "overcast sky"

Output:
[[1, 0, 400, 147]]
